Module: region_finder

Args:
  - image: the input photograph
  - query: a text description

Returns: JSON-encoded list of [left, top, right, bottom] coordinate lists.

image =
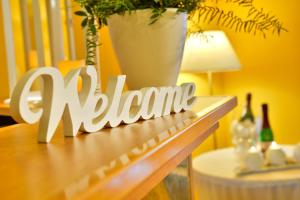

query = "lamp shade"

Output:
[[181, 31, 241, 72]]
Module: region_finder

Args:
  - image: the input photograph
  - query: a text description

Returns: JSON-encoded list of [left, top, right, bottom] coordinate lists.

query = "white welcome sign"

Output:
[[10, 66, 196, 143]]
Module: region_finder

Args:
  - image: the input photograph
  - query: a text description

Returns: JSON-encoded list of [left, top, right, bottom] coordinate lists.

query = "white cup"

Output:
[[243, 146, 264, 171], [293, 143, 300, 163], [266, 142, 286, 166]]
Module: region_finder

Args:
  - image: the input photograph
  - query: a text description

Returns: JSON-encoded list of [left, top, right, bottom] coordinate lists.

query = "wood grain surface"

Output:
[[0, 96, 237, 200], [0, 100, 9, 116]]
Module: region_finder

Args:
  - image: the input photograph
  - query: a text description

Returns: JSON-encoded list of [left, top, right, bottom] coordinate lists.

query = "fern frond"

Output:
[[189, 3, 286, 37]]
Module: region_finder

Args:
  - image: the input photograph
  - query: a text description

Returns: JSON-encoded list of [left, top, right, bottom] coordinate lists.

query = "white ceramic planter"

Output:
[[108, 8, 187, 90]]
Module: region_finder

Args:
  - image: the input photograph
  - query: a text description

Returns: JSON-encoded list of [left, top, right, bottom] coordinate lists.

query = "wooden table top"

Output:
[[0, 96, 237, 200], [0, 100, 9, 116]]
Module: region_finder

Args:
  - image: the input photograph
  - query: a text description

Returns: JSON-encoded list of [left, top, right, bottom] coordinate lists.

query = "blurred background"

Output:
[[0, 0, 299, 156]]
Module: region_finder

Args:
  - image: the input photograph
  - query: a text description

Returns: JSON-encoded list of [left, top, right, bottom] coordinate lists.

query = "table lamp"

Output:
[[181, 30, 241, 94], [181, 30, 241, 148]]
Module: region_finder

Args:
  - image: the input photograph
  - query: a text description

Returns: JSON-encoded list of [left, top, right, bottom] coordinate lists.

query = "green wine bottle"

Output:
[[259, 104, 274, 152], [240, 93, 255, 123]]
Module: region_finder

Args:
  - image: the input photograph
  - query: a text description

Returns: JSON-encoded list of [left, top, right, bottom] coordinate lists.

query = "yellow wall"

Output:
[[222, 0, 300, 146]]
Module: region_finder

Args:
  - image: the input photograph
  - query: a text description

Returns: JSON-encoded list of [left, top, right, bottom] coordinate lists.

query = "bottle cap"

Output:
[[262, 103, 268, 112], [246, 93, 252, 102]]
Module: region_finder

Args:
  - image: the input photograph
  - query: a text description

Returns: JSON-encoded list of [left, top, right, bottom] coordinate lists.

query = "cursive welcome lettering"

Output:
[[10, 66, 197, 143]]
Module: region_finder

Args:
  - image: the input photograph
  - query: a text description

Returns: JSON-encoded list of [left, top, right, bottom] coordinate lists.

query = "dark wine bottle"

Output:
[[259, 104, 274, 152], [240, 93, 255, 123]]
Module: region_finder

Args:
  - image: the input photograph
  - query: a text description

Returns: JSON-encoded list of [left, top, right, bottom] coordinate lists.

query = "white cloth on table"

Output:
[[192, 146, 300, 200]]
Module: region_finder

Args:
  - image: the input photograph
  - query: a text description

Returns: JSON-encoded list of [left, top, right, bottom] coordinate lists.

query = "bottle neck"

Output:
[[262, 105, 271, 129], [241, 94, 254, 122], [246, 102, 252, 113]]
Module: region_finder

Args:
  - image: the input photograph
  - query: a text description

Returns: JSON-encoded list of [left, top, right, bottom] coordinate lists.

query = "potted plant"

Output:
[[74, 0, 285, 89]]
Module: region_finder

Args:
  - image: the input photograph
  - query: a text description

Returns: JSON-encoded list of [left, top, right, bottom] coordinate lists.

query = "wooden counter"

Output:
[[0, 96, 237, 200], [0, 100, 9, 116]]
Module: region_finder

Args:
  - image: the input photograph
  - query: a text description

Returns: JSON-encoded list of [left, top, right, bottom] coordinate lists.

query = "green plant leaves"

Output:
[[85, 5, 93, 14], [74, 0, 286, 65], [75, 11, 87, 16], [81, 18, 88, 27], [149, 7, 167, 25], [74, 0, 202, 28]]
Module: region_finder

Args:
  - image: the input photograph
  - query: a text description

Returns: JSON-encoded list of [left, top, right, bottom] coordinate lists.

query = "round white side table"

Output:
[[193, 146, 300, 200]]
